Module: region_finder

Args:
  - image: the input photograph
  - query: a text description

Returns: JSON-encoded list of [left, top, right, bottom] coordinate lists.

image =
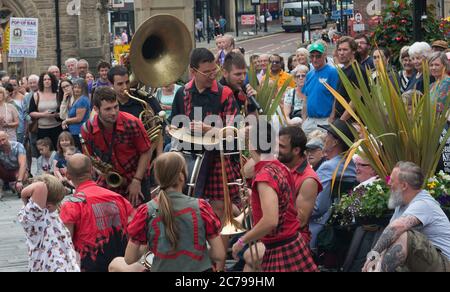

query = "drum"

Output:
[[143, 252, 154, 272]]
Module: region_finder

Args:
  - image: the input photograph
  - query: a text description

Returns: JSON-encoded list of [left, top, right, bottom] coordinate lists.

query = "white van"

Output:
[[282, 1, 327, 32]]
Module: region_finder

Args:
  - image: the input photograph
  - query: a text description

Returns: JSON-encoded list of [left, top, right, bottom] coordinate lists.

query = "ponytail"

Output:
[[158, 189, 179, 251], [153, 152, 188, 252]]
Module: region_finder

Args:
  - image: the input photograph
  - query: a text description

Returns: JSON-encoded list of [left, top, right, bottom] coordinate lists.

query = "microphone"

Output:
[[248, 95, 263, 114], [243, 81, 263, 114]]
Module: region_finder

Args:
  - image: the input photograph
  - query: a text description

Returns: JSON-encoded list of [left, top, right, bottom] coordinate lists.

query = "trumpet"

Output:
[[79, 135, 124, 189]]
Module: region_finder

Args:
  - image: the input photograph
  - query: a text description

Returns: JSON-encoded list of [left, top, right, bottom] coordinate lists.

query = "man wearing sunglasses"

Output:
[[302, 42, 339, 136]]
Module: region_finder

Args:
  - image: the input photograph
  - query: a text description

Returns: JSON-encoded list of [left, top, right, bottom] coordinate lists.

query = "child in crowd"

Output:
[[58, 146, 77, 192], [17, 174, 80, 272], [53, 132, 75, 182], [36, 138, 57, 175]]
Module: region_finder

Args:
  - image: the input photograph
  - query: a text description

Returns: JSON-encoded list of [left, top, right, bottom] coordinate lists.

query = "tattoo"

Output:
[[373, 215, 420, 253], [381, 244, 406, 272], [373, 227, 396, 253]]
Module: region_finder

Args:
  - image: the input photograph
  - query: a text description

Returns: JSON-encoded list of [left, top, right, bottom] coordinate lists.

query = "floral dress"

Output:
[[431, 76, 450, 113], [17, 199, 80, 272]]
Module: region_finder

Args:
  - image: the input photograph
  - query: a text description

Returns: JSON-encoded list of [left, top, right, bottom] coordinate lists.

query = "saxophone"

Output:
[[79, 135, 124, 188]]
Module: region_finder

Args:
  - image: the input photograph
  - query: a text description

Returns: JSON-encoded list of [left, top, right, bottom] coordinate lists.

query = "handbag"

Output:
[[28, 93, 40, 134], [289, 89, 302, 119]]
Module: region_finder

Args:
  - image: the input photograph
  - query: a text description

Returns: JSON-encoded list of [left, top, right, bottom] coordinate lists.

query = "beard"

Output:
[[388, 189, 404, 210], [278, 152, 294, 164]]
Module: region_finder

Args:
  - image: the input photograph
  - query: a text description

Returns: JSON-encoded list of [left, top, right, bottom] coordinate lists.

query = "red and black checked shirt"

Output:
[[80, 112, 151, 196], [252, 160, 301, 245], [170, 79, 241, 202]]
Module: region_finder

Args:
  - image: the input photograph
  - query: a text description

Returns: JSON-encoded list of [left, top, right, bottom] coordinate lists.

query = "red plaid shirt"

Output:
[[171, 79, 240, 202], [252, 160, 301, 245], [80, 112, 151, 196]]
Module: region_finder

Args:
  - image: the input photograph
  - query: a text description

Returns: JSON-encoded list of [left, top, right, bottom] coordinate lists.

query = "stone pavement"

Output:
[[0, 192, 27, 272], [0, 158, 38, 272]]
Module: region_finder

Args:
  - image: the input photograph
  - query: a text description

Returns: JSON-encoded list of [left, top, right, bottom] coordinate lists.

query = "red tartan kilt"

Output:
[[204, 155, 241, 204], [262, 233, 318, 272]]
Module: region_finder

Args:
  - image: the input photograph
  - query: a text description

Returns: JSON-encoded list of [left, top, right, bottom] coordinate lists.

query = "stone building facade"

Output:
[[134, 0, 195, 38], [0, 0, 109, 76]]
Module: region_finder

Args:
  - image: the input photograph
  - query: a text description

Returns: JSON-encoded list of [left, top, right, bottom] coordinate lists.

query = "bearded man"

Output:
[[363, 162, 450, 272]]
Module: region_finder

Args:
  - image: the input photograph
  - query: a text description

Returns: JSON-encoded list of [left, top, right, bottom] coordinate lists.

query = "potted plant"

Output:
[[332, 180, 391, 227], [427, 171, 450, 219]]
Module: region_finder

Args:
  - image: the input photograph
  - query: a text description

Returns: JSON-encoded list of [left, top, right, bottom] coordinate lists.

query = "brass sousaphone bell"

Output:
[[129, 14, 193, 88], [127, 14, 193, 148]]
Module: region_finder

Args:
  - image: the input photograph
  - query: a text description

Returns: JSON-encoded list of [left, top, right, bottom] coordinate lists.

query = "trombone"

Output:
[[218, 126, 262, 271]]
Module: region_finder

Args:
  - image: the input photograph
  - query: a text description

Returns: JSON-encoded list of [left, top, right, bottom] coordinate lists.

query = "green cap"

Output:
[[308, 42, 326, 54]]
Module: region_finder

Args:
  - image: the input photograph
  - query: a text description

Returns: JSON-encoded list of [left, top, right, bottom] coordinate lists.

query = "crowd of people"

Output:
[[0, 28, 449, 273]]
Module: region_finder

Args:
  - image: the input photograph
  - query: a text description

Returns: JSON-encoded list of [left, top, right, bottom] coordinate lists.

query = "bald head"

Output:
[[67, 154, 92, 183], [0, 131, 10, 149]]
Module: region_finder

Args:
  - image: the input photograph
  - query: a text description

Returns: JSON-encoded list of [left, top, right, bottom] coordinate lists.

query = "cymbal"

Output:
[[168, 127, 219, 146]]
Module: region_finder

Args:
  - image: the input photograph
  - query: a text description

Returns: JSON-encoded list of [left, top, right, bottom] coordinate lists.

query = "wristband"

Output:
[[237, 237, 246, 248], [133, 177, 143, 182]]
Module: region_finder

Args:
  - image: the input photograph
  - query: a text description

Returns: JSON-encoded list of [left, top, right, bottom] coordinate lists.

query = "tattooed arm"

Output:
[[372, 215, 421, 254], [363, 215, 421, 272]]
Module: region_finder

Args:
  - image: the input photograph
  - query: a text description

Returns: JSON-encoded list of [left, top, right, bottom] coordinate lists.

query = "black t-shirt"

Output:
[[119, 98, 146, 119], [119, 94, 163, 118], [335, 62, 369, 119]]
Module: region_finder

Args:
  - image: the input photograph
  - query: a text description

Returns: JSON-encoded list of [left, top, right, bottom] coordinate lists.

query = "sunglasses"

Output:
[[271, 61, 281, 64], [296, 74, 306, 79]]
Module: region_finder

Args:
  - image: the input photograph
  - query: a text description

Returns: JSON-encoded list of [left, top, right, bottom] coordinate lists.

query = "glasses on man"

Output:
[[271, 60, 281, 65], [192, 66, 220, 78], [295, 74, 307, 79]]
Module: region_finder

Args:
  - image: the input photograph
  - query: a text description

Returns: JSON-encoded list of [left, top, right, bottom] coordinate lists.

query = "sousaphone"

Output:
[[129, 14, 193, 88], [128, 14, 193, 150]]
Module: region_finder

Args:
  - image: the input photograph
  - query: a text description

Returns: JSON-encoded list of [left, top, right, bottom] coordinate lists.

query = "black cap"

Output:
[[318, 120, 355, 144]]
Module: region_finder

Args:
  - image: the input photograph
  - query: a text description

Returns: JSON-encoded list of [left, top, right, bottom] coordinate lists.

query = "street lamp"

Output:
[[264, 0, 268, 32], [301, 0, 305, 43], [307, 0, 311, 42], [413, 0, 426, 41]]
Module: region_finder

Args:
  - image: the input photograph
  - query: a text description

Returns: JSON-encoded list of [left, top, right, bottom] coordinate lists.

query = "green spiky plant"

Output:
[[324, 60, 450, 186], [248, 63, 293, 125]]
